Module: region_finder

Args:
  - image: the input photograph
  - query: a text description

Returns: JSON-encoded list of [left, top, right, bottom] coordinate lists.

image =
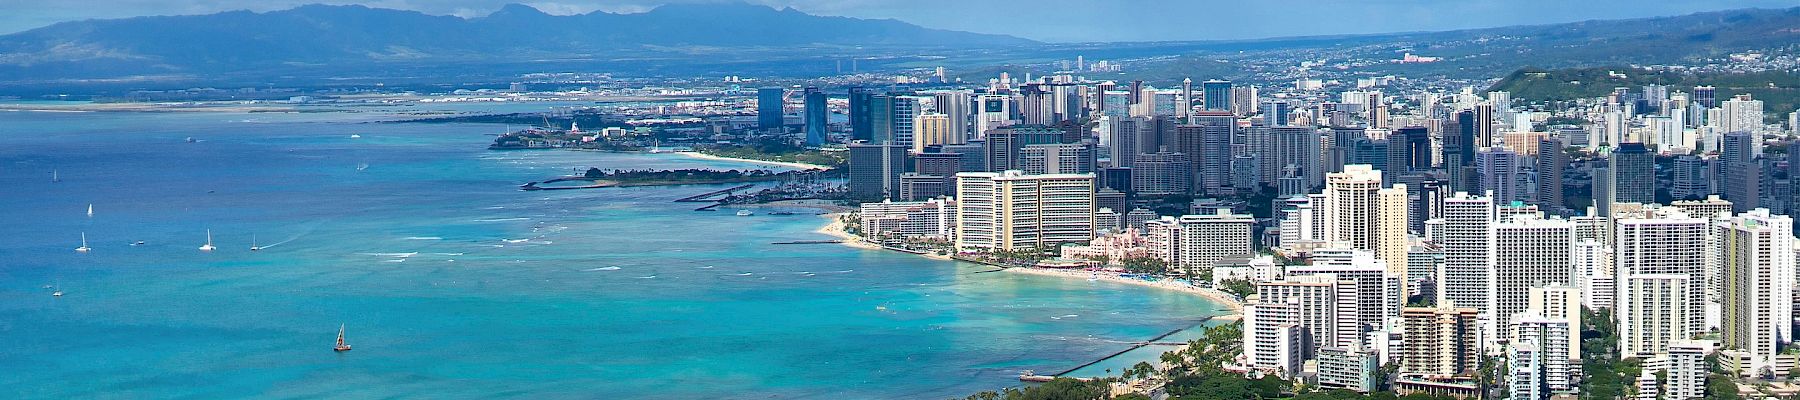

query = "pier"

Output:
[[771, 240, 842, 245], [673, 184, 756, 203]]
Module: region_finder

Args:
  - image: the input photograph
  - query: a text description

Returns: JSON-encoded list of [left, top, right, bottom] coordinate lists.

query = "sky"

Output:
[[1, 0, 1794, 42]]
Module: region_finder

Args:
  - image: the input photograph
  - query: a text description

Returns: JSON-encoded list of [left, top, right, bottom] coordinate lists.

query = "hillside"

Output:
[[1489, 67, 1800, 119]]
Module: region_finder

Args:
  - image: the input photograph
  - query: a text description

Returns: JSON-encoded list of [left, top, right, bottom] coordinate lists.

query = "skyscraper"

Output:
[[1720, 131, 1761, 212], [1619, 274, 1689, 359], [983, 125, 1065, 172], [1202, 80, 1232, 112], [930, 90, 972, 141], [848, 87, 874, 142], [1615, 207, 1709, 347], [1400, 305, 1481, 378], [1131, 149, 1192, 196], [803, 87, 827, 146], [847, 143, 907, 201], [1018, 143, 1095, 175], [1446, 110, 1478, 193], [1718, 209, 1795, 373], [1173, 210, 1256, 278], [1477, 147, 1524, 205], [973, 94, 1014, 139], [1536, 137, 1566, 213], [1438, 192, 1495, 322], [1323, 165, 1410, 277], [757, 87, 785, 130], [911, 113, 956, 153], [1611, 142, 1654, 204], [1491, 216, 1575, 337]]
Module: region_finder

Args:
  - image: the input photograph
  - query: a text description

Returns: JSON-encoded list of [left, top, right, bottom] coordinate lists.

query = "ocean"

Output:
[[0, 105, 1227, 399]]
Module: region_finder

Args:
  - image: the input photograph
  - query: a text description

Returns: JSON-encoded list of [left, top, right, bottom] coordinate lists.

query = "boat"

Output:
[[356, 163, 369, 171], [185, 137, 197, 143], [51, 169, 60, 183], [349, 134, 362, 139], [52, 289, 62, 297], [199, 230, 216, 252], [250, 234, 262, 251], [334, 324, 353, 352], [75, 233, 90, 253], [87, 204, 94, 218], [736, 210, 753, 216], [131, 240, 146, 246]]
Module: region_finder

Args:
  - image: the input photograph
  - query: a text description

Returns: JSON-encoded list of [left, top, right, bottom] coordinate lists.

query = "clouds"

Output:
[[0, 0, 1792, 41]]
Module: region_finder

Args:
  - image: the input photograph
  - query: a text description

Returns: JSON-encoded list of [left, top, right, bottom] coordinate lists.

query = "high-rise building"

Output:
[[1445, 110, 1478, 193], [1289, 248, 1406, 343], [871, 94, 894, 144], [1400, 305, 1481, 378], [888, 95, 926, 148], [1273, 126, 1323, 195], [1131, 150, 1192, 196], [1615, 206, 1709, 345], [1523, 286, 1582, 390], [1390, 126, 1432, 174], [1173, 210, 1256, 277], [954, 171, 1094, 251], [1438, 192, 1495, 321], [1619, 274, 1690, 359], [1477, 147, 1524, 205], [1665, 340, 1714, 400], [1718, 209, 1795, 373], [984, 125, 1064, 172], [757, 87, 785, 130], [1474, 103, 1496, 148], [1722, 94, 1765, 134], [1491, 216, 1575, 337], [1720, 131, 1761, 212], [1254, 275, 1355, 356], [1575, 238, 1614, 309], [1018, 143, 1095, 175], [911, 113, 957, 153], [1507, 340, 1549, 400], [1323, 165, 1410, 277], [847, 143, 907, 201], [1202, 80, 1232, 111], [1694, 86, 1718, 108], [1231, 86, 1258, 117], [1671, 155, 1711, 201], [848, 87, 875, 142], [1536, 137, 1567, 213], [1262, 100, 1293, 126], [931, 90, 972, 140], [973, 94, 1014, 139], [803, 87, 827, 146], [1243, 297, 1308, 377], [1611, 142, 1655, 204]]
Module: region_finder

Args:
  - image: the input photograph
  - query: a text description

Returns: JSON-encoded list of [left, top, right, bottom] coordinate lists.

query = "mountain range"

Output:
[[0, 2, 1031, 82]]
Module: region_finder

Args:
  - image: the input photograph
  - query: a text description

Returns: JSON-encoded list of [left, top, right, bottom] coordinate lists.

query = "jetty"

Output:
[[1018, 318, 1214, 382], [674, 184, 755, 203], [771, 240, 842, 245]]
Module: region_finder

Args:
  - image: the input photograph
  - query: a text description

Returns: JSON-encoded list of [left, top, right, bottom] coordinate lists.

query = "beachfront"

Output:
[[815, 213, 1245, 312]]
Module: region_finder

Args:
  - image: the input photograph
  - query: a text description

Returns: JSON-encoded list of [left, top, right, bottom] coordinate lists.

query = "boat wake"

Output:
[[636, 275, 658, 279], [1049, 314, 1080, 320], [404, 237, 443, 241], [474, 217, 530, 222], [584, 266, 622, 271]]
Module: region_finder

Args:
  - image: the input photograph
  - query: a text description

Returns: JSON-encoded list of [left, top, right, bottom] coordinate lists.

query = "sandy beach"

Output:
[[815, 213, 1243, 312], [675, 151, 831, 170]]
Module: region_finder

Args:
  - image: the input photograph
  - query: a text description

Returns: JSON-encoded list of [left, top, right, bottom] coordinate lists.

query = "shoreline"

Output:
[[814, 213, 1243, 312], [673, 150, 831, 170]]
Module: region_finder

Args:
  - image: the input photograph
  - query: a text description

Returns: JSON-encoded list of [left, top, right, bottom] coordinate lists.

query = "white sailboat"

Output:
[[76, 233, 90, 253], [334, 324, 353, 352], [87, 204, 94, 218], [199, 230, 216, 252], [51, 170, 60, 183], [250, 234, 262, 251]]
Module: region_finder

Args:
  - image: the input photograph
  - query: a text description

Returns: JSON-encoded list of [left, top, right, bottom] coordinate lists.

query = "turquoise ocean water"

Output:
[[0, 106, 1227, 399]]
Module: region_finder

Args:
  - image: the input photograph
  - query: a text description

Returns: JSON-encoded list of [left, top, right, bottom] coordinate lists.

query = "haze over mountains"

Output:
[[0, 3, 1797, 93], [0, 2, 1030, 82]]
